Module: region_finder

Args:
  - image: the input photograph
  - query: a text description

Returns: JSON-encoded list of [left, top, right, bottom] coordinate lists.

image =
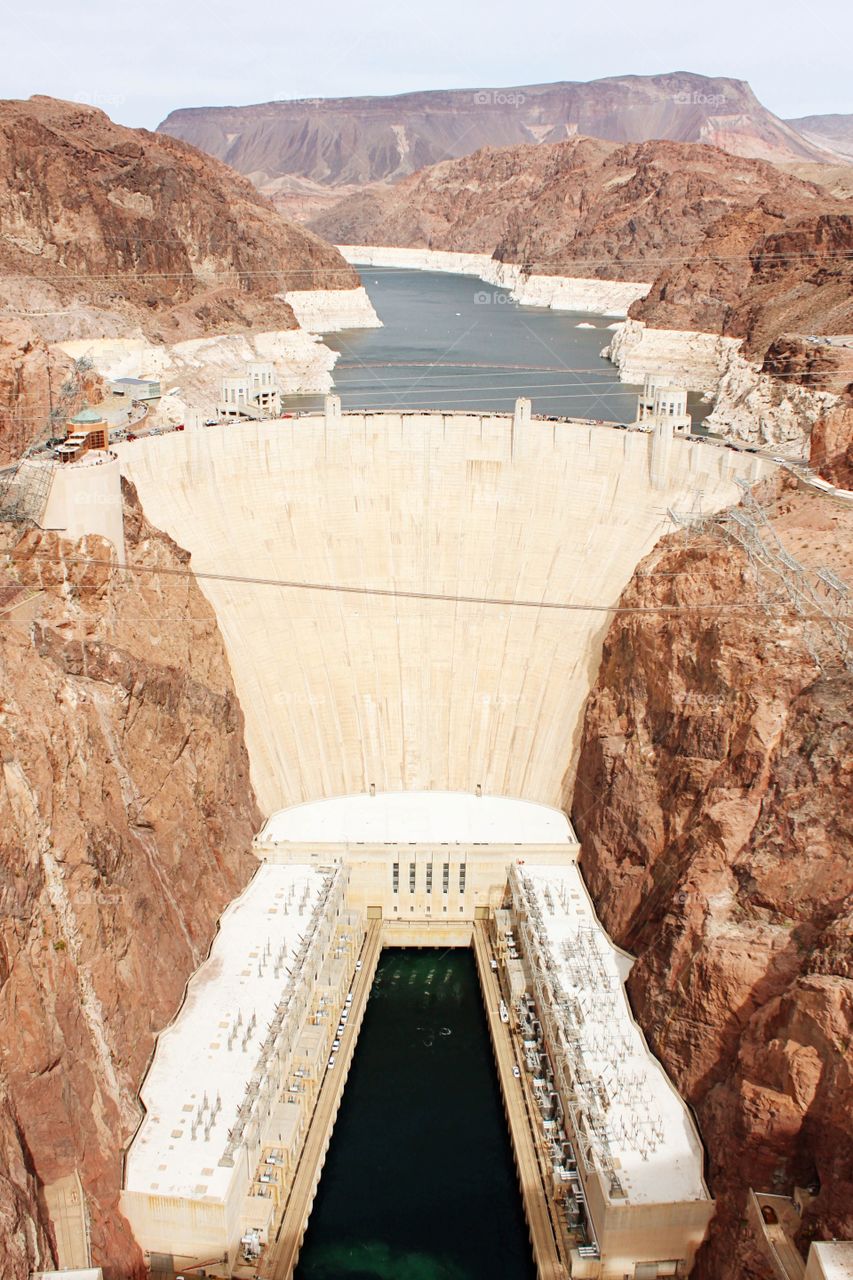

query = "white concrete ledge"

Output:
[[259, 790, 575, 845]]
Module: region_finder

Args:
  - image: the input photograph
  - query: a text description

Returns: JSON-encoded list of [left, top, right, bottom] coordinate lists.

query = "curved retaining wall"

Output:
[[118, 412, 769, 816]]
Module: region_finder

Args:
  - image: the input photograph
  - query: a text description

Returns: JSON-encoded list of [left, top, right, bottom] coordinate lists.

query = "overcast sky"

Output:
[[4, 0, 851, 129]]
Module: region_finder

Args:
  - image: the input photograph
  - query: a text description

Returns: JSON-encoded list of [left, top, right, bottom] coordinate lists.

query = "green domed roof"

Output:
[[69, 406, 105, 425]]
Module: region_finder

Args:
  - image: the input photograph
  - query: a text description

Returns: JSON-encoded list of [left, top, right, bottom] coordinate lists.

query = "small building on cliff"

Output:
[[108, 375, 161, 400], [55, 406, 109, 464], [40, 408, 126, 557]]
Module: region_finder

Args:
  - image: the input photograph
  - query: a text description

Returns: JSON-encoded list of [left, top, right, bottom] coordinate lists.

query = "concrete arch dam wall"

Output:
[[117, 413, 767, 816]]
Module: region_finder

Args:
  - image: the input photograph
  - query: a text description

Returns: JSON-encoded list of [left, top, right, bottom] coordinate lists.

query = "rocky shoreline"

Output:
[[338, 246, 838, 457], [604, 320, 839, 456], [338, 244, 650, 316], [283, 285, 382, 333]]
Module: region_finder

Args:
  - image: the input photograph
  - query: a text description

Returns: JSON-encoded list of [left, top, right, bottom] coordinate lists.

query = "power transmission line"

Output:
[[16, 552, 851, 627]]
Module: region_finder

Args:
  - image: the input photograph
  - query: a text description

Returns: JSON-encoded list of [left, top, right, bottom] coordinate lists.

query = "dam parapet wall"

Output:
[[117, 410, 771, 818]]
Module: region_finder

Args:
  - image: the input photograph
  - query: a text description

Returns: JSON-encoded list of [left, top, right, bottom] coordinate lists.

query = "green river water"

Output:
[[294, 948, 536, 1280]]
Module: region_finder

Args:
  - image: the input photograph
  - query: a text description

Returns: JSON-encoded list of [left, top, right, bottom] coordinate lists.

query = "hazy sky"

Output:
[[4, 0, 851, 129]]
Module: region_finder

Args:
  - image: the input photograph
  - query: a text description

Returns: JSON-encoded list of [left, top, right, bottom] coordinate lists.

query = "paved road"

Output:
[[260, 921, 383, 1280], [472, 924, 567, 1280]]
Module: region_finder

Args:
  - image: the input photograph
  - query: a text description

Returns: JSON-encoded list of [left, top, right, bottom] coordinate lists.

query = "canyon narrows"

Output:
[[0, 64, 851, 1280]]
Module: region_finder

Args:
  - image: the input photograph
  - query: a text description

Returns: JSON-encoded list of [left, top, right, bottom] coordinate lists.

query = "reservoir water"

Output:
[[289, 266, 644, 421], [294, 949, 536, 1280]]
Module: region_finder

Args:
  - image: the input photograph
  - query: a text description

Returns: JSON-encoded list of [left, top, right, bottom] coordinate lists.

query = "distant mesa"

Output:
[[785, 112, 853, 160], [157, 72, 837, 197]]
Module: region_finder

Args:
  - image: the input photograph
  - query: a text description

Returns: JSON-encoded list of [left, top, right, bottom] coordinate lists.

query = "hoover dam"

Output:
[[107, 404, 771, 1277], [117, 405, 764, 816]]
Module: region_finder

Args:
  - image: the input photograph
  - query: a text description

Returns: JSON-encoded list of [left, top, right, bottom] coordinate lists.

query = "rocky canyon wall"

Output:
[[571, 479, 853, 1278], [0, 483, 260, 1278], [0, 97, 378, 462], [604, 320, 840, 456]]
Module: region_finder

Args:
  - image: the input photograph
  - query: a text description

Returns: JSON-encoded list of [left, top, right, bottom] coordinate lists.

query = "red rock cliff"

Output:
[[571, 482, 852, 1278], [0, 483, 261, 1278]]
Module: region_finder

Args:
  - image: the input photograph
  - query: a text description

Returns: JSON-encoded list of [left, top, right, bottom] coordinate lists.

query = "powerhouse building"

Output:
[[509, 863, 714, 1277], [121, 863, 359, 1274]]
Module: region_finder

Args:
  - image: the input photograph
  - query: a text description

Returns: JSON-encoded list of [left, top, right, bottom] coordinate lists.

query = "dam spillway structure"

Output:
[[116, 407, 769, 1279]]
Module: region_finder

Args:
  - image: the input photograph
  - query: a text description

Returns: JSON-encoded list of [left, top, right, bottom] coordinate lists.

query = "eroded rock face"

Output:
[[810, 399, 853, 487], [0, 95, 363, 460], [312, 136, 853, 386], [311, 137, 842, 296], [0, 319, 103, 465], [0, 96, 359, 337], [571, 485, 853, 1278], [0, 482, 260, 1278]]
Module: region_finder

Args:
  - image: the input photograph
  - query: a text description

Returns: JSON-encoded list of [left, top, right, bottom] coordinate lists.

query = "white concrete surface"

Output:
[[340, 246, 650, 316], [259, 790, 574, 844], [40, 452, 125, 559], [515, 864, 709, 1206], [31, 1272, 103, 1280], [125, 863, 327, 1203], [118, 412, 770, 817]]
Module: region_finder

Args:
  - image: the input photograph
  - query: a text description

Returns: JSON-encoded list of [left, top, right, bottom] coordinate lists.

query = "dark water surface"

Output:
[[287, 266, 646, 421], [294, 949, 535, 1280]]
